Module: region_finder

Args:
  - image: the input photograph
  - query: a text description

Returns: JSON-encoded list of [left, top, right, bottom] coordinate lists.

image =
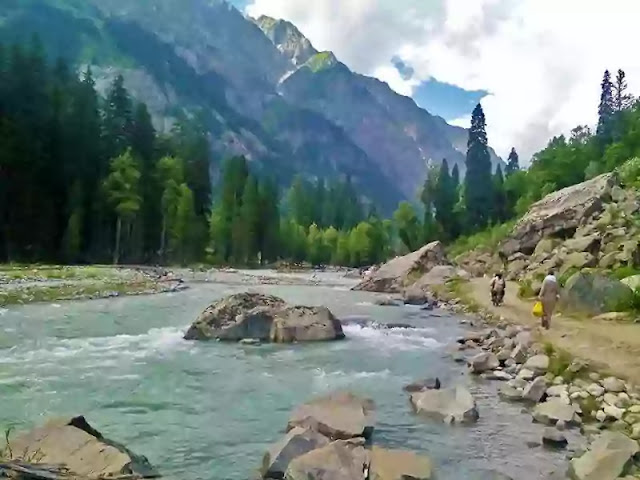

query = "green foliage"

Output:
[[517, 279, 536, 299], [464, 103, 493, 230], [608, 287, 640, 313], [558, 267, 580, 287], [393, 202, 421, 252], [448, 220, 516, 257], [618, 157, 640, 188], [610, 265, 640, 280]]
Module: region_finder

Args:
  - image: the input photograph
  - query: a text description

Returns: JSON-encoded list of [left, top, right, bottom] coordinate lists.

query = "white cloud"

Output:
[[449, 115, 471, 129], [246, 0, 640, 162]]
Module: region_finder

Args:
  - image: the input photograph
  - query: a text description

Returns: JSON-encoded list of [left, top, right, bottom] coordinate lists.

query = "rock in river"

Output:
[[369, 446, 433, 480], [284, 439, 369, 480], [568, 431, 639, 480], [183, 292, 344, 343], [469, 352, 499, 374], [410, 386, 479, 424], [262, 427, 329, 479], [3, 416, 158, 479], [403, 377, 441, 393], [533, 399, 578, 426], [287, 391, 375, 440]]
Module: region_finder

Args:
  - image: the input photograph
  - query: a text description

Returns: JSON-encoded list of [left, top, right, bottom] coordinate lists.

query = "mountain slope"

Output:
[[0, 0, 500, 209]]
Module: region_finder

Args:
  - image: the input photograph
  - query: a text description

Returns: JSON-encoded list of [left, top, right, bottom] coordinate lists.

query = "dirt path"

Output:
[[467, 277, 640, 384]]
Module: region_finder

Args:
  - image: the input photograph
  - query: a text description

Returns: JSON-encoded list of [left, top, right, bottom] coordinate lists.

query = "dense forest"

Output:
[[1, 37, 637, 268]]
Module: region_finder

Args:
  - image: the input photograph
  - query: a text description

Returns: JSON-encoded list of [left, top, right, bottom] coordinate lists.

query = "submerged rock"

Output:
[[184, 292, 344, 343], [568, 431, 639, 480], [410, 386, 479, 424], [368, 447, 433, 480], [287, 391, 375, 440], [4, 416, 158, 479], [284, 439, 369, 480]]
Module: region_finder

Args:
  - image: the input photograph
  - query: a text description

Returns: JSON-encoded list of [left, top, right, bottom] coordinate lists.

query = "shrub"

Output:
[[448, 220, 516, 257], [617, 157, 640, 189], [610, 265, 640, 280], [558, 267, 580, 286], [518, 279, 536, 299]]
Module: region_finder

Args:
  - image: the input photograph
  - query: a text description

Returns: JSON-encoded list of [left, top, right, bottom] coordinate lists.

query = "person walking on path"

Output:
[[539, 270, 559, 329]]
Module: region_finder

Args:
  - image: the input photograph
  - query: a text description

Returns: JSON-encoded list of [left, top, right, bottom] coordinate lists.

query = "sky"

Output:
[[237, 0, 640, 163]]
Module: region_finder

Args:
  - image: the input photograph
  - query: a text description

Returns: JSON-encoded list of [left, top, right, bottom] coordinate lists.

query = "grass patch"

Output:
[[610, 265, 640, 281], [606, 287, 640, 314], [558, 267, 580, 287], [0, 265, 121, 282], [448, 220, 516, 257], [578, 395, 600, 419], [518, 279, 537, 299], [0, 279, 159, 306]]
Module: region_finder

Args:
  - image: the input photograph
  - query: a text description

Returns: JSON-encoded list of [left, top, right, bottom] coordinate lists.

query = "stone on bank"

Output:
[[568, 431, 639, 480]]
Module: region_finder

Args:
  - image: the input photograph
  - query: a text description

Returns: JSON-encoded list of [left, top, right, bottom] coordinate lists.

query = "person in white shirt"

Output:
[[538, 270, 559, 329]]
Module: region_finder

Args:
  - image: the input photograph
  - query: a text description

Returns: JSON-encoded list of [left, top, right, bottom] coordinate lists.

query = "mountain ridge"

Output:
[[0, 0, 501, 208]]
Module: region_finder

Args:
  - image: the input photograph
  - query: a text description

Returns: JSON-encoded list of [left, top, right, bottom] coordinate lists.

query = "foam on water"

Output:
[[342, 323, 443, 351], [311, 367, 391, 392]]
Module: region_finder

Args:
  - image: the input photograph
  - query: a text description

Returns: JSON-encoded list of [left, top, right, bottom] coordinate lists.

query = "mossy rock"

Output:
[[561, 271, 634, 315]]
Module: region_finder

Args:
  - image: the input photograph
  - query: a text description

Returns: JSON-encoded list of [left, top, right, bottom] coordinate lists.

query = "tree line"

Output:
[[0, 38, 211, 265]]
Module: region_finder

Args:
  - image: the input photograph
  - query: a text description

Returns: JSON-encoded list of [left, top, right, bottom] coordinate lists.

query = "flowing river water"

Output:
[[0, 272, 576, 479]]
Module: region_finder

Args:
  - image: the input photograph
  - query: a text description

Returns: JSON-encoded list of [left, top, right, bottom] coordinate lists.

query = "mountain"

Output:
[[0, 0, 501, 211]]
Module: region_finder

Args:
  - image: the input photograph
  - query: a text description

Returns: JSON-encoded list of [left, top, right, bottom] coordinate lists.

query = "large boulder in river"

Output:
[[183, 292, 344, 343], [369, 447, 433, 480], [284, 439, 369, 480], [287, 391, 375, 440], [410, 386, 479, 424], [560, 271, 633, 315], [501, 173, 616, 257], [567, 431, 639, 480], [354, 241, 448, 293], [262, 427, 329, 479], [4, 416, 158, 479]]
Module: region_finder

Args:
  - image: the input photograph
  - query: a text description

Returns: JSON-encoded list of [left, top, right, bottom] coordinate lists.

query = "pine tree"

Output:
[[103, 149, 141, 264], [434, 159, 457, 240], [240, 175, 260, 264], [103, 75, 133, 160], [258, 178, 280, 264], [613, 69, 633, 112], [505, 148, 520, 176], [464, 103, 493, 230], [597, 70, 615, 141], [157, 156, 184, 260]]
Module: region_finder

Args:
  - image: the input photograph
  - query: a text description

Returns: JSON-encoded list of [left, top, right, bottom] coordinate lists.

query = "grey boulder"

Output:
[[410, 386, 479, 424]]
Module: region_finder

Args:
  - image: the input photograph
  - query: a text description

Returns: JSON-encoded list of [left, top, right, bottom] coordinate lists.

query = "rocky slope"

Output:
[[0, 0, 501, 209]]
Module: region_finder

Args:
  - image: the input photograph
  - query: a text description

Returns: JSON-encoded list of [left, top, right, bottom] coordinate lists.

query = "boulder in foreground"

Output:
[[354, 241, 448, 293], [369, 446, 433, 480], [262, 427, 329, 479], [410, 386, 479, 424], [284, 439, 369, 480], [184, 292, 344, 343], [287, 391, 375, 440], [567, 431, 639, 480], [2, 416, 158, 479]]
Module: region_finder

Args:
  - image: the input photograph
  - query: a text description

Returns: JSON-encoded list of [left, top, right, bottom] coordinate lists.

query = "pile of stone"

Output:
[[0, 416, 158, 480], [184, 292, 344, 343], [455, 323, 640, 477], [258, 391, 433, 480]]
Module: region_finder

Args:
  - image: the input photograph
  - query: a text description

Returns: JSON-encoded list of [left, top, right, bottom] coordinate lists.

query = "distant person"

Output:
[[489, 272, 506, 306], [538, 270, 559, 329]]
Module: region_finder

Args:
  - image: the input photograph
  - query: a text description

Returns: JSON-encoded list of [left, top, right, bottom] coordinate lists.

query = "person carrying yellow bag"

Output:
[[536, 270, 559, 329], [532, 301, 544, 317]]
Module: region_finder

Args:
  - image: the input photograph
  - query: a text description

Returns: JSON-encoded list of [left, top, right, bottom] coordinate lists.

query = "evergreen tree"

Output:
[[434, 159, 457, 240], [505, 148, 520, 176], [613, 69, 633, 112], [239, 175, 260, 264], [307, 223, 325, 265], [597, 70, 615, 141], [393, 202, 421, 252], [451, 164, 460, 188], [103, 75, 133, 160], [464, 103, 493, 230], [157, 156, 184, 260], [103, 149, 141, 264], [258, 178, 280, 264]]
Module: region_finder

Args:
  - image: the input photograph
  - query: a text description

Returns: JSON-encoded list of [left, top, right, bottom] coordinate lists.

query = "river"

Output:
[[0, 273, 574, 479]]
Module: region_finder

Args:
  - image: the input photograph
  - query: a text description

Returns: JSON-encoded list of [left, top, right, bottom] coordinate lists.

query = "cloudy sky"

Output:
[[231, 0, 640, 163]]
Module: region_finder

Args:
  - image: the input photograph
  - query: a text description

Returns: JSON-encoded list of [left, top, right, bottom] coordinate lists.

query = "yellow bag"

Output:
[[532, 301, 544, 317]]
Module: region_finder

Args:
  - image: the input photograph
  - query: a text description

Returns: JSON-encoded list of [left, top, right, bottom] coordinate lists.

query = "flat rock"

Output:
[[262, 427, 330, 479], [568, 431, 639, 480], [287, 391, 375, 440], [587, 383, 605, 397], [533, 399, 578, 425], [5, 416, 158, 479], [284, 439, 369, 480], [368, 447, 433, 480], [410, 386, 479, 424], [483, 371, 513, 381], [547, 385, 568, 397], [499, 385, 523, 402]]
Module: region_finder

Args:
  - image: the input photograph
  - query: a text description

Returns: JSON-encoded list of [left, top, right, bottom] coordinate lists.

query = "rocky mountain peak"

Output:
[[254, 15, 317, 66]]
